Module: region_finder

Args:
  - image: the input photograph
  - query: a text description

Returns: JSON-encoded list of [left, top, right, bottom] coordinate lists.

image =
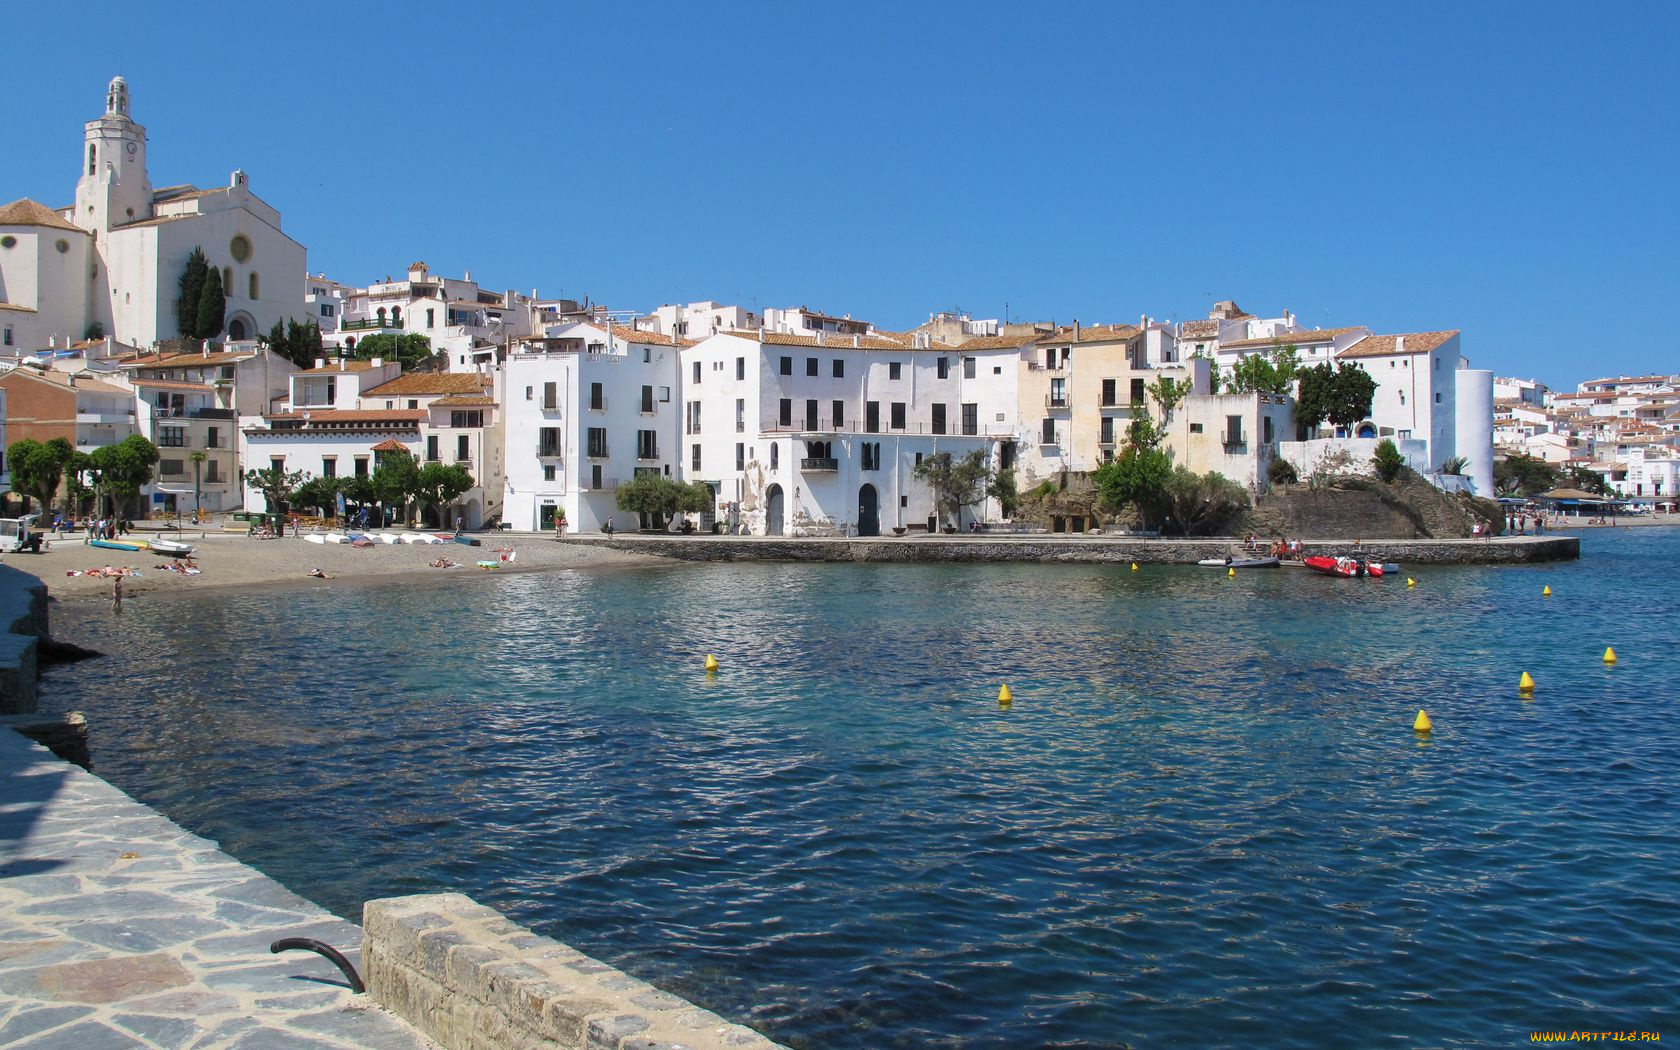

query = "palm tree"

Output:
[[189, 451, 207, 526]]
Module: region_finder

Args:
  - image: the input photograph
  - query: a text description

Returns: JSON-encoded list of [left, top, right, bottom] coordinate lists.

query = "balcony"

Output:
[[1223, 435, 1248, 452], [536, 444, 563, 459], [586, 445, 609, 459], [541, 400, 562, 415], [581, 475, 622, 492], [342, 318, 405, 332], [1045, 395, 1068, 409], [801, 457, 839, 471]]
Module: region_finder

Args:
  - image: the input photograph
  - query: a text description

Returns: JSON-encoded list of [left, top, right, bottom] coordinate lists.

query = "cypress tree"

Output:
[[177, 247, 208, 337], [266, 319, 289, 361], [195, 265, 226, 339]]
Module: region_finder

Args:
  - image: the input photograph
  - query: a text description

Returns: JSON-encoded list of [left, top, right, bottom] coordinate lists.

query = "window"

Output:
[[1131, 377, 1147, 405], [914, 452, 923, 466], [1000, 441, 1016, 470], [451, 410, 484, 428], [889, 362, 902, 381], [937, 357, 949, 379], [736, 357, 745, 380], [693, 361, 702, 384], [158, 426, 185, 448], [2, 327, 11, 347], [1189, 423, 1204, 434], [426, 435, 439, 461], [204, 461, 221, 482], [962, 403, 977, 436], [320, 304, 334, 318], [686, 401, 702, 435], [807, 357, 818, 377], [1050, 378, 1067, 408], [355, 457, 369, 478], [248, 272, 259, 300], [640, 386, 654, 413], [833, 359, 844, 378], [159, 458, 185, 477], [230, 235, 251, 262], [206, 427, 221, 449], [780, 356, 792, 376], [1263, 417, 1274, 444], [224, 267, 233, 293], [543, 464, 556, 482], [833, 400, 845, 429], [637, 430, 658, 459], [590, 383, 604, 410], [770, 443, 779, 470], [1225, 415, 1244, 447], [805, 399, 819, 430], [964, 357, 976, 379], [862, 442, 880, 471], [1435, 393, 1442, 404], [1041, 418, 1056, 445], [543, 382, 557, 410], [736, 398, 745, 432], [1102, 379, 1117, 407], [427, 309, 436, 328], [659, 386, 671, 403], [323, 457, 336, 479], [931, 403, 947, 435], [866, 401, 880, 433], [539, 427, 561, 457], [1101, 417, 1116, 444], [408, 400, 419, 410], [890, 403, 906, 430], [457, 435, 470, 462], [587, 427, 607, 457], [779, 398, 792, 427], [736, 443, 745, 470], [525, 386, 533, 401], [592, 464, 603, 489]]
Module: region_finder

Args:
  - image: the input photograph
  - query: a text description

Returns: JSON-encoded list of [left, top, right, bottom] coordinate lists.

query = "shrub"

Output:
[[1268, 458, 1299, 485], [1372, 439, 1406, 483]]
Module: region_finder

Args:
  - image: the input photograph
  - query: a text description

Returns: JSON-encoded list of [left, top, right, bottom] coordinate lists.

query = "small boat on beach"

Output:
[[90, 538, 141, 552], [148, 537, 196, 556], [1198, 556, 1281, 568]]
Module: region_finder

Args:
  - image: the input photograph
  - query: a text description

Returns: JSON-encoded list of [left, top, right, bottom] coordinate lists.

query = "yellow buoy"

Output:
[[1413, 709, 1432, 733], [1542, 585, 1552, 597], [1130, 562, 1139, 572], [1603, 646, 1617, 665], [1406, 577, 1416, 588], [1227, 567, 1236, 577], [704, 654, 719, 673], [1518, 670, 1535, 692], [998, 683, 1013, 706]]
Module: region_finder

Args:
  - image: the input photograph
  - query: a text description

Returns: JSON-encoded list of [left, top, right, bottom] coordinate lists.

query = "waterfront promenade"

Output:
[[0, 728, 433, 1048]]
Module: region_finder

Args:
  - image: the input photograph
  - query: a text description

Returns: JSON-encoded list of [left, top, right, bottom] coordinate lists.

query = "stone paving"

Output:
[[0, 728, 435, 1049]]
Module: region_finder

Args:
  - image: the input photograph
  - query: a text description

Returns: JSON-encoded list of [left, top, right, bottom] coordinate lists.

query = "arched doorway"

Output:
[[1356, 422, 1377, 438], [766, 484, 785, 536], [227, 317, 247, 340], [857, 484, 879, 537]]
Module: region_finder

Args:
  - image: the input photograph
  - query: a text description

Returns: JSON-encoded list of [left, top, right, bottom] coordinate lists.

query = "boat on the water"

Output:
[[1197, 556, 1281, 568], [1303, 555, 1385, 578]]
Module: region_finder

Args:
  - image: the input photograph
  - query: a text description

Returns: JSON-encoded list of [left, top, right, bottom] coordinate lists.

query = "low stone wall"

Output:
[[574, 534, 1578, 566], [364, 893, 786, 1050], [0, 562, 49, 714]]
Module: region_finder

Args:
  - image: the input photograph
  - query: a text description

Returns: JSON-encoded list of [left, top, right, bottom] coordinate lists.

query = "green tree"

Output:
[[1493, 453, 1559, 497], [288, 319, 323, 368], [414, 462, 475, 527], [1563, 464, 1611, 497], [1372, 438, 1407, 482], [1093, 417, 1173, 529], [1225, 344, 1300, 395], [615, 474, 680, 530], [290, 476, 343, 517], [913, 449, 992, 528], [351, 332, 436, 371], [194, 264, 226, 339], [1294, 362, 1378, 435], [84, 321, 105, 341], [64, 450, 96, 516], [177, 247, 209, 338], [4, 437, 74, 514], [372, 450, 421, 526], [676, 480, 714, 517], [1146, 374, 1195, 425], [90, 435, 160, 520], [1161, 467, 1250, 536], [243, 464, 310, 534], [987, 466, 1020, 519]]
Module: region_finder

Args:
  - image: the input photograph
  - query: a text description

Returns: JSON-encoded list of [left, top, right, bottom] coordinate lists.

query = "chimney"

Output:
[[757, 328, 764, 343], [1073, 319, 1081, 341], [314, 357, 326, 369], [853, 334, 861, 347], [1395, 335, 1406, 354], [338, 359, 346, 371], [202, 343, 210, 358], [371, 356, 384, 368], [817, 330, 825, 346]]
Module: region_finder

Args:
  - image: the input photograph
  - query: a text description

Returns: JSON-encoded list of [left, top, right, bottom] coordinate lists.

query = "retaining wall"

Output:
[[364, 893, 786, 1050], [0, 563, 48, 714], [575, 534, 1578, 566]]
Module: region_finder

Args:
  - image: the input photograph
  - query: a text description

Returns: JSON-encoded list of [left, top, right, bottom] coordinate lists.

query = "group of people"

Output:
[[1503, 512, 1547, 535], [76, 518, 129, 542], [1244, 535, 1304, 560], [155, 556, 200, 575]]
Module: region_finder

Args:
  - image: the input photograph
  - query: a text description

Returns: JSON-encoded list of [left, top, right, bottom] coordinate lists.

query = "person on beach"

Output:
[[112, 573, 124, 613], [306, 567, 334, 579], [604, 516, 614, 536]]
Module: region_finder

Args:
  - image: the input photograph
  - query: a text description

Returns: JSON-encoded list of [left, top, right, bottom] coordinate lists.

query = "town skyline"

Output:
[[5, 2, 1676, 389]]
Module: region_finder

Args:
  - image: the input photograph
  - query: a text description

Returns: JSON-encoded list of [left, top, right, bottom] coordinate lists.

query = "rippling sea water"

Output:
[[43, 529, 1680, 1048]]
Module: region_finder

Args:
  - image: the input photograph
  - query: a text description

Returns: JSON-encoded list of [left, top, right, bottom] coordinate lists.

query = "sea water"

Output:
[[44, 529, 1680, 1047]]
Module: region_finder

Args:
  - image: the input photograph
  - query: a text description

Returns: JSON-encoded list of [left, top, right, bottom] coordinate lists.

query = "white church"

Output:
[[0, 76, 306, 353]]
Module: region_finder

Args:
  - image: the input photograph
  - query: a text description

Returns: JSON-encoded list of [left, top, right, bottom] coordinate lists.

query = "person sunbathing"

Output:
[[306, 567, 334, 579]]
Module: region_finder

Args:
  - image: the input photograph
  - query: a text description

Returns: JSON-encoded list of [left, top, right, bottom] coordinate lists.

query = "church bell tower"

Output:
[[74, 76, 152, 238]]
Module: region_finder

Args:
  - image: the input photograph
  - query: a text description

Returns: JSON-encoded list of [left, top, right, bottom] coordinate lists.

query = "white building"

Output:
[[359, 371, 505, 528], [501, 322, 685, 532], [333, 262, 535, 369], [679, 331, 1006, 535], [305, 274, 354, 335], [637, 301, 761, 340]]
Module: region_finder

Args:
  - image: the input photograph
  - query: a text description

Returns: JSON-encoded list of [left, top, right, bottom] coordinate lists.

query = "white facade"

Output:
[[501, 323, 684, 532], [638, 301, 761, 340], [1335, 331, 1463, 471], [305, 274, 353, 334], [0, 203, 92, 351], [333, 262, 535, 369]]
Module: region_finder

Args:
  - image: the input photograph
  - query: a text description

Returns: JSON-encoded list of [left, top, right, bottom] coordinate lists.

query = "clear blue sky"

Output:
[[5, 2, 1675, 388]]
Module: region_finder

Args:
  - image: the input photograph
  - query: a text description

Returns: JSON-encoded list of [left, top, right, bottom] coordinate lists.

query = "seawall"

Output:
[[0, 562, 49, 714], [568, 533, 1579, 566]]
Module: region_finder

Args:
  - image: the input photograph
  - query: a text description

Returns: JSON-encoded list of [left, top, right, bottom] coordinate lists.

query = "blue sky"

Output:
[[5, 2, 1675, 388]]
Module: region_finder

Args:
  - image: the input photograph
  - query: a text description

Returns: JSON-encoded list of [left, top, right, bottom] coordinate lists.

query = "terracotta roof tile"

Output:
[[1337, 330, 1460, 359], [299, 359, 383, 374], [1221, 327, 1364, 351], [263, 409, 425, 423], [362, 372, 490, 396], [429, 395, 496, 407], [130, 351, 255, 369], [0, 303, 38, 313], [953, 333, 1041, 350], [370, 438, 410, 452], [720, 330, 958, 352], [132, 379, 215, 393], [1041, 324, 1141, 346], [0, 198, 85, 234], [608, 324, 694, 347], [1178, 319, 1219, 339]]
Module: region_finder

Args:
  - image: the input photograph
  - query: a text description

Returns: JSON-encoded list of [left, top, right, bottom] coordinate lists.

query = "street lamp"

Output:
[[189, 450, 206, 528]]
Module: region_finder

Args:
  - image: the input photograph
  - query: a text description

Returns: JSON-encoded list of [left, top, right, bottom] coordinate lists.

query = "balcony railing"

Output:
[[801, 457, 839, 471], [1046, 395, 1068, 409], [581, 475, 622, 492], [536, 444, 563, 458], [761, 420, 1015, 438], [586, 444, 609, 459], [342, 318, 405, 331]]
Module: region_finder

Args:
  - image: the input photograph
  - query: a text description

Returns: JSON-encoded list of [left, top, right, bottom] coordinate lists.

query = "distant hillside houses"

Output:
[[1493, 372, 1680, 508]]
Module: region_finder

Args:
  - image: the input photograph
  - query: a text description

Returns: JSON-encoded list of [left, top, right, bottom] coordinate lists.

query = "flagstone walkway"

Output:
[[0, 728, 434, 1049]]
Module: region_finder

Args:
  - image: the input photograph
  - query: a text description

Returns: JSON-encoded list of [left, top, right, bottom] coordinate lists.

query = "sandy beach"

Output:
[[4, 528, 667, 602]]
